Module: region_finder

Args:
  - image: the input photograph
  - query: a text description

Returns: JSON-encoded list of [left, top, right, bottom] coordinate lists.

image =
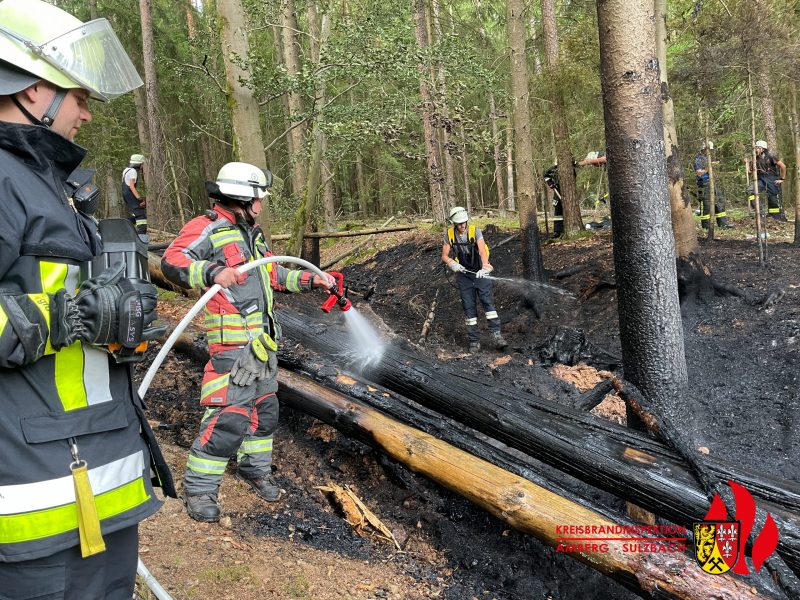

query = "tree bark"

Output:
[[596, 0, 687, 413], [413, 0, 446, 223], [458, 122, 471, 213], [655, 0, 699, 260], [489, 93, 506, 210], [138, 0, 168, 231], [507, 0, 543, 280], [431, 0, 457, 207], [281, 0, 308, 203], [541, 0, 581, 236]]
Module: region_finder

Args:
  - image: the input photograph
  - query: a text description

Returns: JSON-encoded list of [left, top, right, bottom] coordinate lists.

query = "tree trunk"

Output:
[[489, 93, 506, 210], [271, 23, 295, 161], [356, 154, 369, 217], [272, 308, 800, 574], [217, 0, 273, 240], [596, 0, 688, 410], [458, 122, 471, 213], [277, 369, 779, 600], [757, 70, 778, 152], [431, 0, 457, 207], [322, 156, 337, 231], [281, 0, 308, 203], [655, 0, 699, 260], [507, 0, 543, 280], [138, 0, 168, 230], [792, 85, 800, 246], [413, 0, 446, 223], [541, 0, 581, 236]]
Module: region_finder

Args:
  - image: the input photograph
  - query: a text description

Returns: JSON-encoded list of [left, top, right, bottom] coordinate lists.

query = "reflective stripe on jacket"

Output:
[[0, 122, 160, 562], [161, 204, 314, 356]]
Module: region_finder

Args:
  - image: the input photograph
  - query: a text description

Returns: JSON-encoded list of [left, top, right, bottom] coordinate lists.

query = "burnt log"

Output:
[[275, 307, 800, 574], [277, 368, 780, 600]]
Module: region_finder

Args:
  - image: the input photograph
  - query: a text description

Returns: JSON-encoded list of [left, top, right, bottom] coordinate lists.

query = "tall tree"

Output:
[[431, 0, 457, 206], [217, 0, 272, 236], [541, 0, 581, 235], [655, 0, 699, 261], [489, 92, 506, 210], [596, 0, 687, 408], [507, 0, 543, 280], [413, 0, 446, 222], [281, 0, 308, 202], [138, 0, 168, 229]]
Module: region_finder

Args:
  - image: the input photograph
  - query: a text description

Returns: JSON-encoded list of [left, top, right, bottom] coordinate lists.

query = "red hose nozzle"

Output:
[[320, 272, 351, 312]]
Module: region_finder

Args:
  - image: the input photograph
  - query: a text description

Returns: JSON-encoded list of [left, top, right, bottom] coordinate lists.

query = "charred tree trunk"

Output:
[[274, 308, 800, 574], [277, 368, 779, 600]]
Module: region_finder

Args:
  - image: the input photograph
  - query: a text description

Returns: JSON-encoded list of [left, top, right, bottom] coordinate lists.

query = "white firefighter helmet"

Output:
[[130, 154, 145, 166], [448, 206, 469, 224], [216, 162, 271, 201], [0, 0, 143, 101], [755, 140, 768, 150]]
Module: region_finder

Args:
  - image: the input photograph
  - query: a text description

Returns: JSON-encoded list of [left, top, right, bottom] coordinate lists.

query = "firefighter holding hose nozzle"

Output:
[[162, 162, 336, 523]]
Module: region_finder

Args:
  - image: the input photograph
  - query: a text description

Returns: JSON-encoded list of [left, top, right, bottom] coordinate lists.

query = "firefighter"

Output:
[[162, 162, 336, 523], [754, 140, 787, 221], [543, 163, 564, 237], [694, 141, 733, 228], [441, 206, 507, 353], [0, 0, 174, 597], [122, 153, 147, 237]]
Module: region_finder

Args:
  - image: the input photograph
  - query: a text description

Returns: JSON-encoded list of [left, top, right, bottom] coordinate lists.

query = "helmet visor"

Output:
[[34, 19, 142, 101]]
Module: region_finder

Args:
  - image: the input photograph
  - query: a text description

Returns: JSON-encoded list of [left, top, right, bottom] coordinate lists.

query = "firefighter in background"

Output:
[[162, 162, 336, 523], [754, 140, 787, 221], [544, 154, 607, 237], [441, 206, 507, 354], [0, 0, 173, 597], [694, 141, 733, 229], [122, 153, 147, 237]]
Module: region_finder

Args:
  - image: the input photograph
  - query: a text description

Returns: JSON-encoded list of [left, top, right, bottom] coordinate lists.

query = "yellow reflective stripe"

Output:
[[40, 262, 87, 411], [0, 304, 7, 336], [189, 261, 208, 288], [447, 227, 454, 245], [209, 231, 244, 249], [0, 478, 149, 544], [201, 373, 229, 399], [768, 207, 780, 213], [239, 438, 273, 454], [284, 270, 302, 292], [186, 455, 227, 475]]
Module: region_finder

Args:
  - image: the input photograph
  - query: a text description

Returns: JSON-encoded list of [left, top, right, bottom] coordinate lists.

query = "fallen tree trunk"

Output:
[[276, 368, 779, 600], [275, 308, 800, 573]]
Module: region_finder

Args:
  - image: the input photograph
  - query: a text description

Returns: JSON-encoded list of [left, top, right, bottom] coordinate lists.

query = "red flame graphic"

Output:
[[702, 480, 780, 574]]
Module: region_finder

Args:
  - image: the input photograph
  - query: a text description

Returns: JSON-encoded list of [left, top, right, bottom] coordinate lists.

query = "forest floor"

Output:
[[136, 213, 799, 600]]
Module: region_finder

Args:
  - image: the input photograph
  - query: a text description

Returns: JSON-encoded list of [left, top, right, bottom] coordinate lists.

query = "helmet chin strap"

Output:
[[11, 87, 67, 128]]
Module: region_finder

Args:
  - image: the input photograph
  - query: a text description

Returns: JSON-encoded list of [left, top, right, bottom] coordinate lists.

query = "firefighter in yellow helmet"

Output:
[[0, 0, 173, 597], [442, 207, 507, 353]]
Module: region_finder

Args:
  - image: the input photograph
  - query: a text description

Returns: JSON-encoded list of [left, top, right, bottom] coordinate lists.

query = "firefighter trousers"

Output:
[[184, 362, 279, 495], [456, 273, 500, 343]]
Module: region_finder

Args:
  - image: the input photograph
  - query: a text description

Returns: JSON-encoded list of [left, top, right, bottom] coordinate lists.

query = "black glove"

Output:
[[230, 333, 278, 387], [50, 262, 164, 350]]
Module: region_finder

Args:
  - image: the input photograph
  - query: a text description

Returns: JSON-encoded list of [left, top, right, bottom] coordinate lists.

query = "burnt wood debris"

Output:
[[161, 298, 800, 595]]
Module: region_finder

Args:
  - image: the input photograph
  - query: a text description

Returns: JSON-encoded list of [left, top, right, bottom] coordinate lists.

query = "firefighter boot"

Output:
[[236, 472, 281, 502], [491, 331, 508, 350], [468, 342, 481, 354], [184, 492, 220, 523]]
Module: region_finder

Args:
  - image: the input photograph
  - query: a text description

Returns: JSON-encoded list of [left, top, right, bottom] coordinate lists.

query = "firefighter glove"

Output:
[[49, 262, 163, 350], [475, 267, 492, 278], [230, 333, 278, 387], [449, 261, 466, 273]]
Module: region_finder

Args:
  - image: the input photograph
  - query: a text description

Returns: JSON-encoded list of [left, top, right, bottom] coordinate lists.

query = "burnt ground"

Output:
[[137, 219, 799, 600]]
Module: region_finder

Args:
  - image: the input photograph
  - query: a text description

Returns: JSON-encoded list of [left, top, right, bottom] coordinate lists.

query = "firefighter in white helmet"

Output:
[[122, 153, 148, 237], [0, 0, 173, 596], [442, 206, 507, 353], [753, 140, 787, 221], [162, 161, 336, 522]]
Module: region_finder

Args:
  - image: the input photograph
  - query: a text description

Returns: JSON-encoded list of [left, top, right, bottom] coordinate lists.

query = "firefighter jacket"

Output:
[[0, 122, 164, 562], [161, 205, 315, 359]]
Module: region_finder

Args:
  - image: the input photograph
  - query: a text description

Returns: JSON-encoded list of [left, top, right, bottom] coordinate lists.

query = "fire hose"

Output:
[[136, 256, 348, 600]]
